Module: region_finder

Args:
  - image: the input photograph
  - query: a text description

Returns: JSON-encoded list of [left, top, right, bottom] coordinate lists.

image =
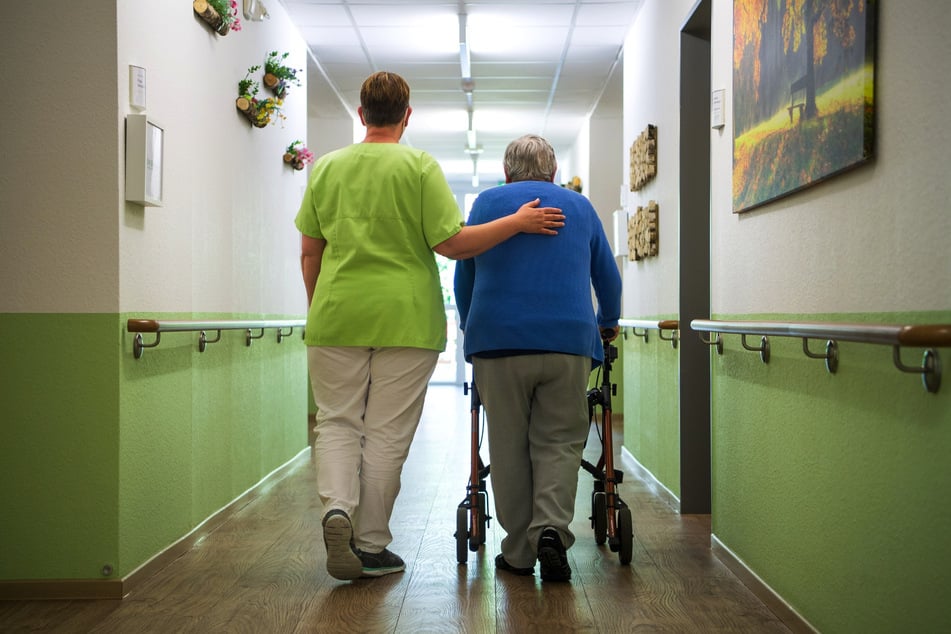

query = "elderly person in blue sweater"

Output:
[[454, 134, 622, 582]]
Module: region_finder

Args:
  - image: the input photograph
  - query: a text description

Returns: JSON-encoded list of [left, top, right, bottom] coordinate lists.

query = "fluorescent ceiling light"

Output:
[[459, 13, 471, 78], [409, 107, 469, 133]]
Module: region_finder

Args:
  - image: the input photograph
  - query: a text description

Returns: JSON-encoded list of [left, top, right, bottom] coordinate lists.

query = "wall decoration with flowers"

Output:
[[263, 51, 302, 99], [283, 141, 315, 171], [235, 66, 285, 128], [193, 0, 242, 36]]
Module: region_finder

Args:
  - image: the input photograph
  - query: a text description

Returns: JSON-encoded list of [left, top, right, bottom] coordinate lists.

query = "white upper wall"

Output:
[[116, 1, 310, 315], [0, 3, 120, 313], [622, 0, 950, 319], [589, 107, 624, 231], [0, 1, 311, 316], [710, 0, 950, 315], [621, 0, 694, 318]]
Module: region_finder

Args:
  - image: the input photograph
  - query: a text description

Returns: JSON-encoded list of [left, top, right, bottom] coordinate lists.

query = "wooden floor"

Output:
[[0, 386, 791, 633]]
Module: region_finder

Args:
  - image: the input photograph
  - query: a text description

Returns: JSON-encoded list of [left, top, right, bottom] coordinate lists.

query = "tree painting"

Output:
[[733, 0, 876, 212]]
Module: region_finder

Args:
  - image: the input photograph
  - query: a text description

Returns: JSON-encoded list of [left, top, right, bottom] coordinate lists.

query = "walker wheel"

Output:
[[617, 506, 633, 565], [455, 506, 469, 564], [469, 493, 488, 551], [592, 492, 607, 544]]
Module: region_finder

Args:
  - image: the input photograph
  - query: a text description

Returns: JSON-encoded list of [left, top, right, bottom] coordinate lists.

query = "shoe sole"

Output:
[[538, 545, 571, 582], [360, 565, 405, 578], [323, 514, 362, 580]]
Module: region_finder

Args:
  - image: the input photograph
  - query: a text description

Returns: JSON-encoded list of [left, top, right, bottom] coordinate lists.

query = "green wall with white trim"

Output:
[[620, 309, 950, 632], [621, 316, 680, 498], [0, 312, 308, 581], [117, 312, 307, 578], [708, 311, 950, 633]]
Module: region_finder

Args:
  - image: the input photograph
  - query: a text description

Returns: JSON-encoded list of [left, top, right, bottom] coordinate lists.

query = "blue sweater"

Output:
[[454, 180, 622, 365]]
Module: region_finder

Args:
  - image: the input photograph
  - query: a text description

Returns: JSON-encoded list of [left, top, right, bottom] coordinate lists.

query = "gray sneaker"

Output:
[[359, 548, 405, 577], [322, 510, 362, 580]]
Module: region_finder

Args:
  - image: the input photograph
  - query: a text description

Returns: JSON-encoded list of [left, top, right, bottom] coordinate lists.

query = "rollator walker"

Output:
[[455, 379, 491, 564], [454, 337, 633, 566], [581, 338, 633, 565]]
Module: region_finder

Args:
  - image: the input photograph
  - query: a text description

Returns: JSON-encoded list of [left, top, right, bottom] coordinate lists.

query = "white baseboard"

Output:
[[619, 446, 818, 633], [710, 534, 820, 633], [619, 445, 681, 512]]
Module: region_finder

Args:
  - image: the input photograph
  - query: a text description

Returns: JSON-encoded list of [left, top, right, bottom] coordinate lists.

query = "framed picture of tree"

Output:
[[732, 0, 877, 213]]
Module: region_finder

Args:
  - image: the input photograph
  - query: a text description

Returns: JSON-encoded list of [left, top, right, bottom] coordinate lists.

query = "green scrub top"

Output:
[[295, 142, 463, 351]]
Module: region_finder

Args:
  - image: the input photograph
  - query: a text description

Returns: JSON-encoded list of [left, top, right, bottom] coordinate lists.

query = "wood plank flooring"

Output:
[[0, 385, 791, 633]]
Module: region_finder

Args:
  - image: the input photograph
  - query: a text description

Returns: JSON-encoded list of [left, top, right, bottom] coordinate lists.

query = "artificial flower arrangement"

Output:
[[263, 51, 302, 99], [283, 141, 315, 170], [235, 66, 285, 128], [193, 0, 242, 35]]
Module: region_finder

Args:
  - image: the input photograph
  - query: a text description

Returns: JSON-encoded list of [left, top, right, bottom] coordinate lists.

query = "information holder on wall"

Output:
[[711, 89, 725, 129], [125, 114, 164, 207], [129, 65, 146, 110]]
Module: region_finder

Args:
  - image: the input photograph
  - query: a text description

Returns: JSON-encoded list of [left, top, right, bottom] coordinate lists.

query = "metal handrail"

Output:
[[127, 318, 306, 359], [690, 319, 951, 393], [618, 318, 680, 348]]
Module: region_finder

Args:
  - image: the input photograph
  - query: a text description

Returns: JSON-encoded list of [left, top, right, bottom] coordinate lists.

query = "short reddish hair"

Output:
[[360, 72, 410, 126]]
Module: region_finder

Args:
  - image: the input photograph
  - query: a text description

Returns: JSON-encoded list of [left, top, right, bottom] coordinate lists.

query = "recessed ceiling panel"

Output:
[[284, 0, 644, 180]]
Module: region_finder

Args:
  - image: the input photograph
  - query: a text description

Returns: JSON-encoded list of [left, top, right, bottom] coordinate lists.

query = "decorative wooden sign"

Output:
[[628, 200, 659, 261], [629, 124, 658, 191]]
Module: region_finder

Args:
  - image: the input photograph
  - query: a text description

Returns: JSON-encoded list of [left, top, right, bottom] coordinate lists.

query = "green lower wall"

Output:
[[619, 310, 950, 631], [711, 311, 951, 633], [118, 313, 308, 578], [0, 314, 120, 579], [0, 312, 308, 582], [621, 317, 681, 497]]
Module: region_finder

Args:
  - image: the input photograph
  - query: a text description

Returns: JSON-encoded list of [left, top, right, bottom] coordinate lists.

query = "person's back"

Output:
[[304, 141, 458, 349], [455, 179, 618, 364]]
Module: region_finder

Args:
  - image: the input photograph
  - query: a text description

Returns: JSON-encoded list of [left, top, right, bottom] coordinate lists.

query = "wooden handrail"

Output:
[[690, 319, 949, 393], [897, 324, 951, 348], [127, 318, 306, 359], [618, 319, 680, 348]]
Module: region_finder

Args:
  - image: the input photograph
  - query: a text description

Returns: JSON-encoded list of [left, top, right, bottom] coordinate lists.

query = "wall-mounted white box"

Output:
[[612, 209, 628, 258], [125, 114, 164, 207]]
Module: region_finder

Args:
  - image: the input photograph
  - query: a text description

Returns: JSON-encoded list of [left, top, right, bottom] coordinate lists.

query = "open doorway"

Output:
[[678, 0, 712, 514]]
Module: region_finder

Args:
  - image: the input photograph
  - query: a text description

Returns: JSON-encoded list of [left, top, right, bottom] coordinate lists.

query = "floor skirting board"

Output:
[[711, 535, 819, 634], [620, 445, 681, 512], [621, 445, 818, 633]]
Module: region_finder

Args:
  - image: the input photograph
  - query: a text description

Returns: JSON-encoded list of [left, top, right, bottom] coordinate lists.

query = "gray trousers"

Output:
[[308, 346, 439, 552], [473, 353, 591, 568]]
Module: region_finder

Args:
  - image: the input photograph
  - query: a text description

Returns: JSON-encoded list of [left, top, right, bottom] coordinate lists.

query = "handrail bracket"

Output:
[[741, 334, 770, 364], [893, 346, 941, 394], [802, 338, 838, 374], [133, 332, 161, 359], [199, 330, 222, 353], [659, 328, 679, 349], [699, 332, 723, 355], [246, 328, 266, 347]]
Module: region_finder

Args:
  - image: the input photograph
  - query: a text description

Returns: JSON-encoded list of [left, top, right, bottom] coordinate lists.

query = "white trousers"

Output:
[[307, 346, 439, 552], [473, 353, 591, 568]]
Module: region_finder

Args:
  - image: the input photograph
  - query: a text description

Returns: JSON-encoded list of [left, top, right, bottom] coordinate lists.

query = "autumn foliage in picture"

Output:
[[732, 0, 876, 212]]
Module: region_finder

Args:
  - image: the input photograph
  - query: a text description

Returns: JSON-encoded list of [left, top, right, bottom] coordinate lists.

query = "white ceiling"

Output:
[[284, 0, 644, 184]]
